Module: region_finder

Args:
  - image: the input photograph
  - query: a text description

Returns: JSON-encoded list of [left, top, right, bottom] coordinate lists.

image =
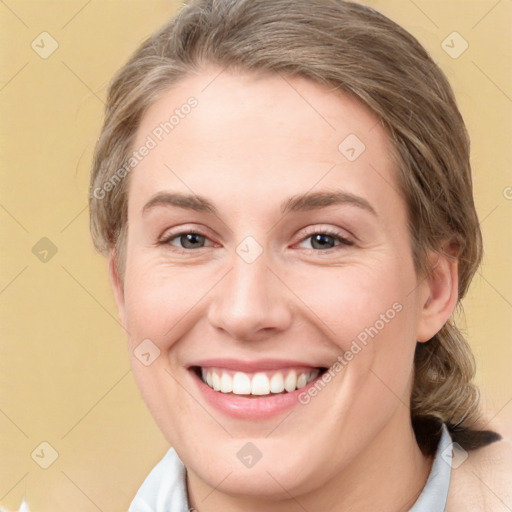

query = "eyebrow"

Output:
[[142, 190, 377, 217], [143, 192, 216, 215], [281, 190, 377, 217]]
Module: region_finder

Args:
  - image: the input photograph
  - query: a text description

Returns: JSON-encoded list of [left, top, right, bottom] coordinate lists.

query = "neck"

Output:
[[187, 408, 433, 512]]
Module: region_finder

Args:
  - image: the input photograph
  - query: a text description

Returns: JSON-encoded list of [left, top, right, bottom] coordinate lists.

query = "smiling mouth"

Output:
[[191, 366, 327, 396]]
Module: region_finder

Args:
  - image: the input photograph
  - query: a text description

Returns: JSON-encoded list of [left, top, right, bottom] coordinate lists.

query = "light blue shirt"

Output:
[[129, 423, 453, 512]]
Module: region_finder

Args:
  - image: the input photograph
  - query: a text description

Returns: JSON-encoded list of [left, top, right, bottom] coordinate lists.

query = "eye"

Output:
[[160, 231, 214, 250], [158, 227, 354, 252], [297, 228, 354, 251]]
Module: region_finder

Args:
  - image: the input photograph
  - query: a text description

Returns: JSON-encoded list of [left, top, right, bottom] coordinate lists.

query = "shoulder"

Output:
[[446, 427, 512, 512]]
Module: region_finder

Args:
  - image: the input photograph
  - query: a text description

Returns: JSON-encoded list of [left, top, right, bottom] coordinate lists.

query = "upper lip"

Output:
[[188, 358, 326, 372]]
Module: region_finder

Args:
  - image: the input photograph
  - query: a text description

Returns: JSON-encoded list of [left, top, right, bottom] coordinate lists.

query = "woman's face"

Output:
[[111, 68, 439, 498]]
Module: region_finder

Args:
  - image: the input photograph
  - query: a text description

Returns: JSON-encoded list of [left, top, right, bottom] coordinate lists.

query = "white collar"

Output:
[[409, 422, 452, 511]]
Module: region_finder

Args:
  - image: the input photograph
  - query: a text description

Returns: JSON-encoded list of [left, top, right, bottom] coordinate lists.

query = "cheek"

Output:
[[290, 255, 419, 401], [122, 258, 210, 349], [288, 257, 417, 347], [121, 259, 204, 440]]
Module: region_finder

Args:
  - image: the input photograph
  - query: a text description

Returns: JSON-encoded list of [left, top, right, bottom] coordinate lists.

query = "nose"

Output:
[[206, 249, 293, 342]]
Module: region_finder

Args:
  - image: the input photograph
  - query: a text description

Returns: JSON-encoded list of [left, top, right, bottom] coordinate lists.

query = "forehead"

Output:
[[129, 68, 401, 217]]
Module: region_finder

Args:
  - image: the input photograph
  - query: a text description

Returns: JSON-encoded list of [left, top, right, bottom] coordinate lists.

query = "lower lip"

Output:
[[189, 369, 322, 420]]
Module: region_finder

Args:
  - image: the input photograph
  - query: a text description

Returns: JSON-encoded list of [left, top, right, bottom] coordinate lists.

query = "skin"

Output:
[[109, 68, 459, 512]]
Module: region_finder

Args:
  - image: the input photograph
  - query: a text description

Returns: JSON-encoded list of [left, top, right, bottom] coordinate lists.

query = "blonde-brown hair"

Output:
[[89, 0, 500, 454]]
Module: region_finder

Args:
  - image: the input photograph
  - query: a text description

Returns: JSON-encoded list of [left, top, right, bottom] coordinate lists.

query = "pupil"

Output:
[[312, 234, 334, 249], [182, 233, 204, 248]]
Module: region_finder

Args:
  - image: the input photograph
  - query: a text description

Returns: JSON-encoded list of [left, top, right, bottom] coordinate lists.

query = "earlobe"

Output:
[[416, 247, 459, 343], [108, 249, 127, 328]]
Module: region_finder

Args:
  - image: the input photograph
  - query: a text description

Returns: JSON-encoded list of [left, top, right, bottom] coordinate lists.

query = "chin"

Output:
[[182, 437, 329, 500]]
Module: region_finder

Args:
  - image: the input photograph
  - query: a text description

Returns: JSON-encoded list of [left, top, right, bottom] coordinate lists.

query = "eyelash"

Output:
[[299, 227, 354, 252], [158, 226, 354, 253]]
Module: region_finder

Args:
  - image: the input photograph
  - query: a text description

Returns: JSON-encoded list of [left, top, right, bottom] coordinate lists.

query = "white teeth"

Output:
[[251, 373, 270, 395], [284, 370, 297, 392], [220, 373, 233, 393], [269, 372, 285, 393], [200, 367, 320, 396], [211, 372, 221, 391], [297, 373, 307, 389], [233, 372, 251, 394]]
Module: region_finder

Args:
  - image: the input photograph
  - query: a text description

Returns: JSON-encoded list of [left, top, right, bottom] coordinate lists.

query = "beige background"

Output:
[[0, 1, 511, 510]]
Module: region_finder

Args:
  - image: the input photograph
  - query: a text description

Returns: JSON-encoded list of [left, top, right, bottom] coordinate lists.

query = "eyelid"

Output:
[[296, 225, 354, 245], [157, 224, 218, 249], [159, 224, 213, 241]]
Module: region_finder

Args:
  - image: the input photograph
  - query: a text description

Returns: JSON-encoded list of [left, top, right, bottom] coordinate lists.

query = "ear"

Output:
[[108, 249, 127, 328], [416, 244, 459, 343]]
